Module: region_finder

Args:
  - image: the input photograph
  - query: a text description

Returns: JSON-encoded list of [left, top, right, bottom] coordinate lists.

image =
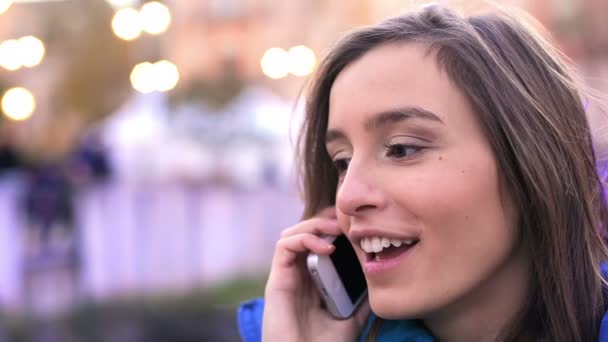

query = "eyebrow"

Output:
[[325, 106, 444, 144]]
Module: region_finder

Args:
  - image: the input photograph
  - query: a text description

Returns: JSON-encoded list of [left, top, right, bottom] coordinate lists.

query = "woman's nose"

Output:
[[335, 161, 386, 217]]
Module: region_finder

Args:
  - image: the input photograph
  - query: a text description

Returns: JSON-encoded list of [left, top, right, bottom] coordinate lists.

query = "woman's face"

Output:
[[326, 43, 527, 319]]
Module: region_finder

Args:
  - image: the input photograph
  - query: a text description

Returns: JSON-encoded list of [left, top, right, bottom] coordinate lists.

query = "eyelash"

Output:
[[383, 143, 423, 159], [332, 158, 350, 174], [331, 143, 423, 174]]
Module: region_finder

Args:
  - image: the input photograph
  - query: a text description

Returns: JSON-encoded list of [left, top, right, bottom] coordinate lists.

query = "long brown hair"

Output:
[[297, 4, 608, 342]]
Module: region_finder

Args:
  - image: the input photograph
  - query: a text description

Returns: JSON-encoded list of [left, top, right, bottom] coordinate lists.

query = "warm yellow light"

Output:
[[130, 62, 156, 93], [130, 60, 179, 93], [154, 60, 179, 91], [19, 36, 45, 68], [0, 0, 12, 15], [288, 45, 316, 77], [260, 48, 289, 80], [1, 87, 36, 121], [140, 1, 171, 35], [0, 39, 22, 71], [0, 36, 46, 70], [112, 7, 142, 41]]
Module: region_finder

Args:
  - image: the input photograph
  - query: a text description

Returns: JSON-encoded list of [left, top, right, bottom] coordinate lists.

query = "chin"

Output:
[[368, 288, 424, 320]]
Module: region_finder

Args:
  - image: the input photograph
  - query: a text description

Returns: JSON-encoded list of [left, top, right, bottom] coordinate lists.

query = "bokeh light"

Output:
[[154, 60, 179, 91], [260, 48, 289, 80], [130, 62, 156, 93], [1, 87, 36, 121], [0, 36, 46, 70], [18, 35, 46, 68], [0, 0, 12, 15], [111, 7, 142, 41], [139, 1, 171, 35], [0, 39, 21, 71], [130, 60, 180, 93], [287, 45, 316, 77]]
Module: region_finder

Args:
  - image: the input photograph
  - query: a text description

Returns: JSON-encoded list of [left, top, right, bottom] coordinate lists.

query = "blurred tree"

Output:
[[48, 0, 131, 125], [170, 56, 245, 111], [170, 76, 245, 111]]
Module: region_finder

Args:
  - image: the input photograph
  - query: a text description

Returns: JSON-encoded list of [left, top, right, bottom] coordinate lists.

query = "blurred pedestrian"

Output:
[[21, 160, 74, 255], [69, 130, 112, 186], [0, 127, 22, 175]]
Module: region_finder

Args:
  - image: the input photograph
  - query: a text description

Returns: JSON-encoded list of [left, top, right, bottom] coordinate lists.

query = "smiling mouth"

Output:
[[367, 239, 419, 262]]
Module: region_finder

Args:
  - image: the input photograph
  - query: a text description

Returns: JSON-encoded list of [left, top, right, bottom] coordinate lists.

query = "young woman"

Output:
[[239, 4, 608, 341]]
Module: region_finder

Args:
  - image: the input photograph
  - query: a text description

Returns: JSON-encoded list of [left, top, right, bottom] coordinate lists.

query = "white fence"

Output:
[[0, 174, 302, 311]]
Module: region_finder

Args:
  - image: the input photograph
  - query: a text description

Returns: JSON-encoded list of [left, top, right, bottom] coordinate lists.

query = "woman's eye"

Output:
[[332, 158, 350, 174], [385, 144, 422, 158]]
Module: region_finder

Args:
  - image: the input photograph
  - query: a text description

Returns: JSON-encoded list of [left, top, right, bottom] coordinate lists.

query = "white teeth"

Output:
[[371, 237, 382, 253], [362, 238, 370, 252], [360, 236, 417, 254]]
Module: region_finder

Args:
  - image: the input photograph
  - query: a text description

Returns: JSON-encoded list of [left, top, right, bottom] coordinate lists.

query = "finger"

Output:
[[317, 206, 337, 219], [280, 217, 340, 239], [305, 277, 322, 308], [273, 233, 335, 268]]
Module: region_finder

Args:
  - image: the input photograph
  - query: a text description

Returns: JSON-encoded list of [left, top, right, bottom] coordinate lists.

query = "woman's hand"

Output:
[[262, 207, 371, 342]]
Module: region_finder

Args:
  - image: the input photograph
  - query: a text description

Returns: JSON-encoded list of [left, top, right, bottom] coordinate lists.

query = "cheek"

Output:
[[400, 148, 508, 228], [371, 156, 520, 317], [336, 212, 350, 235], [417, 156, 518, 292], [420, 156, 514, 248], [396, 151, 512, 243]]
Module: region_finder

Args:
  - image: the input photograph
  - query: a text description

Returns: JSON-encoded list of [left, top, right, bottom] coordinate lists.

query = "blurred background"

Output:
[[0, 0, 606, 341]]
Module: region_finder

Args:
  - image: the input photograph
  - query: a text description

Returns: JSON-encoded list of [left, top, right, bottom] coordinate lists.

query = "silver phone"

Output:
[[306, 234, 368, 319]]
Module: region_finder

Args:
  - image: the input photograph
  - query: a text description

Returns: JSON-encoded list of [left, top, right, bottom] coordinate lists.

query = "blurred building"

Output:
[[166, 0, 608, 88], [165, 0, 374, 100], [0, 0, 606, 132]]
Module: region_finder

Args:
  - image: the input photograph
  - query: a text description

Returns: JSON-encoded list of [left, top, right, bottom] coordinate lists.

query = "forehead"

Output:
[[328, 42, 474, 130]]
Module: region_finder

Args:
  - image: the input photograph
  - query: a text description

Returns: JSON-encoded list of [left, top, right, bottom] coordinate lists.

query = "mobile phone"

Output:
[[306, 234, 368, 319]]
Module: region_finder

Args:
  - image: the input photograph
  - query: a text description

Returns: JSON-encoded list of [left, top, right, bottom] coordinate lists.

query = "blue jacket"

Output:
[[240, 263, 608, 341], [238, 293, 608, 341]]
